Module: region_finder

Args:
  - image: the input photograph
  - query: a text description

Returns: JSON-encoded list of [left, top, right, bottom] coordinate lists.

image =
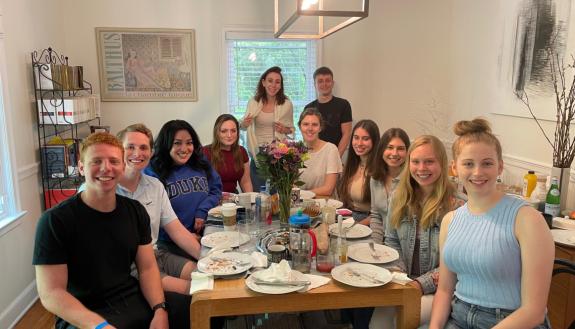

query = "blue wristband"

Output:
[[95, 321, 109, 329]]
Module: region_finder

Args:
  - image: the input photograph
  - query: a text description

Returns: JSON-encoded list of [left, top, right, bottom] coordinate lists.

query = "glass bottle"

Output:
[[544, 177, 561, 217]]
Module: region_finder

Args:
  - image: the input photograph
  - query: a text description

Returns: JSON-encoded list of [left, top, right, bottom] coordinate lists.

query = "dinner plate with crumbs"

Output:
[[245, 270, 308, 294], [329, 222, 372, 239], [331, 263, 392, 288], [197, 252, 253, 276], [347, 243, 399, 264], [551, 229, 575, 247], [201, 231, 251, 248]]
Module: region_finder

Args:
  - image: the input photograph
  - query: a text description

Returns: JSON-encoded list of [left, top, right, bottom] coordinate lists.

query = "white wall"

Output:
[[322, 0, 453, 138], [0, 0, 65, 327], [61, 0, 275, 142]]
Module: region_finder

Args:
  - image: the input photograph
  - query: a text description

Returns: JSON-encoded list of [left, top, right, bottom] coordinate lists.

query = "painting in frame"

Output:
[[95, 27, 197, 102]]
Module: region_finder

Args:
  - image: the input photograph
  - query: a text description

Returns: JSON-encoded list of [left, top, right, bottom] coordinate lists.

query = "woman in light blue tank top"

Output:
[[428, 118, 554, 329]]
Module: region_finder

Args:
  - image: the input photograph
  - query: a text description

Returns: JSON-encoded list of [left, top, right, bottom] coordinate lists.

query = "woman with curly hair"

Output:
[[145, 120, 222, 257]]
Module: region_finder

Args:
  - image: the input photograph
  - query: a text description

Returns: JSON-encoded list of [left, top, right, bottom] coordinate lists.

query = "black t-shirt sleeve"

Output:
[[133, 200, 152, 245], [341, 99, 353, 123], [33, 210, 69, 265]]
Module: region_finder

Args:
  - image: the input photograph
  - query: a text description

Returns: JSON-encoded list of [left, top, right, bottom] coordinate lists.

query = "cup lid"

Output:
[[289, 210, 310, 225]]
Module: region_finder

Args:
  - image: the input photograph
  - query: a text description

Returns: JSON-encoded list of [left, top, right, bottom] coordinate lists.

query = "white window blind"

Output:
[[225, 31, 318, 141], [0, 85, 15, 221]]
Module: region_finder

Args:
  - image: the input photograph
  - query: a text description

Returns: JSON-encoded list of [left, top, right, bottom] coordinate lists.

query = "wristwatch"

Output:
[[152, 301, 168, 312]]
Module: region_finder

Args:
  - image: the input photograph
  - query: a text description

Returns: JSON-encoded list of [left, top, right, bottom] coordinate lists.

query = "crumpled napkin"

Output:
[[299, 274, 330, 292], [343, 217, 355, 225], [255, 259, 291, 281], [250, 251, 268, 268], [190, 272, 214, 294], [390, 272, 412, 285]]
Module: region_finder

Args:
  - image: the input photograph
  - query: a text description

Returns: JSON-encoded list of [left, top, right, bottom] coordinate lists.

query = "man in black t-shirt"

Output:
[[305, 66, 353, 157], [33, 133, 168, 329]]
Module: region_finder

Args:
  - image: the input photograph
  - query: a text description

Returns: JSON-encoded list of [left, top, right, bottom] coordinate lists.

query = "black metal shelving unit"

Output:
[[32, 47, 101, 209]]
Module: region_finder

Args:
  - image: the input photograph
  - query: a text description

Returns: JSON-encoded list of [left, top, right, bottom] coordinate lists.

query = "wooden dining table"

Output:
[[190, 271, 421, 329], [194, 198, 421, 329]]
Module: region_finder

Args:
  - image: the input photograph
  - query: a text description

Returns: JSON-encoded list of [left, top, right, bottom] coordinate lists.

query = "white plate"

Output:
[[201, 231, 251, 248], [314, 199, 344, 209], [300, 190, 316, 200], [331, 263, 392, 288], [347, 243, 399, 264], [329, 222, 373, 239], [197, 252, 253, 276], [245, 270, 308, 294], [208, 206, 223, 218], [238, 192, 259, 204], [551, 229, 575, 247]]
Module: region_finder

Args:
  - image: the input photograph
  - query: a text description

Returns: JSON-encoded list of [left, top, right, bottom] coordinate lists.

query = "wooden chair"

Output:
[[553, 258, 575, 329]]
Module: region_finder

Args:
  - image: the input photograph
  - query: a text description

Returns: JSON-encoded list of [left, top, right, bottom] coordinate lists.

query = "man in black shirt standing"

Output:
[[305, 66, 353, 157], [33, 133, 168, 329]]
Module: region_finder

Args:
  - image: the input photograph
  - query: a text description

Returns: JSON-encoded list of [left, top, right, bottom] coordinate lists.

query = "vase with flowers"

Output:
[[517, 48, 575, 211], [256, 139, 309, 227]]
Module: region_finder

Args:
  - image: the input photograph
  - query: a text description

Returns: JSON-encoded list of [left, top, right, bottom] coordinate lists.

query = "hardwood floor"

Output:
[[13, 299, 54, 329]]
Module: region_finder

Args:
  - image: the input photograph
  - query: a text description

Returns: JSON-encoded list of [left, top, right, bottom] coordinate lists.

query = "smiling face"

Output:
[[352, 127, 373, 157], [122, 131, 152, 172], [409, 143, 442, 192], [79, 143, 125, 194], [383, 137, 408, 169], [314, 74, 334, 97], [453, 142, 503, 196], [262, 72, 282, 98], [299, 114, 322, 144], [218, 119, 238, 148], [170, 129, 194, 166]]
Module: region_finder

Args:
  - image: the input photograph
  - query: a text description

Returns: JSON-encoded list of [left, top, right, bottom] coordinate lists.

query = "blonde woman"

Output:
[[369, 135, 459, 328]]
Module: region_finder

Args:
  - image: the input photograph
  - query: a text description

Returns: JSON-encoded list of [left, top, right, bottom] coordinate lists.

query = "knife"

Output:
[[252, 279, 311, 286], [210, 256, 251, 266]]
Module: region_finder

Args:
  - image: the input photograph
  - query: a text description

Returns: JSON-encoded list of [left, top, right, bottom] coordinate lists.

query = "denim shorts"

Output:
[[445, 296, 550, 329]]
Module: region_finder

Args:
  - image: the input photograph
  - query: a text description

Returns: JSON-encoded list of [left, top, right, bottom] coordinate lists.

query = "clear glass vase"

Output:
[[277, 185, 292, 228]]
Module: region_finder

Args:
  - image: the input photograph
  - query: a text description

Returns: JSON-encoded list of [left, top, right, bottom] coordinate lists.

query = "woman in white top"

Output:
[[240, 66, 294, 189], [298, 107, 342, 196]]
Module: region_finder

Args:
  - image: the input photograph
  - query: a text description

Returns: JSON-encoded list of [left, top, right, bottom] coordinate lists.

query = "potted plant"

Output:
[[517, 49, 575, 210]]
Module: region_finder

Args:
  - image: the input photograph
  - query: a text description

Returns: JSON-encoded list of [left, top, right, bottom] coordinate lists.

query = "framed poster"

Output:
[[95, 27, 197, 101]]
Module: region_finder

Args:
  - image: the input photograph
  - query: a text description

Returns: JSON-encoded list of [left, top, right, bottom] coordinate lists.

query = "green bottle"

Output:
[[544, 177, 561, 217]]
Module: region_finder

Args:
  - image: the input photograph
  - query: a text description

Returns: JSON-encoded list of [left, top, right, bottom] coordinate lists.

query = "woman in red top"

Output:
[[203, 114, 253, 193]]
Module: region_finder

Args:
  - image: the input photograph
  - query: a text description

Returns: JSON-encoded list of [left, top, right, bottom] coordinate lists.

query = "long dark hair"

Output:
[[149, 120, 212, 185], [371, 128, 411, 182], [254, 66, 287, 105], [338, 120, 380, 207], [207, 114, 243, 172]]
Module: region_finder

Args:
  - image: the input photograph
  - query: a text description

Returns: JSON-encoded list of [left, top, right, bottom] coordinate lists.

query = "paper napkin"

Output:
[[256, 259, 291, 281], [390, 272, 412, 285], [250, 251, 268, 268], [189, 272, 214, 294], [300, 274, 330, 292]]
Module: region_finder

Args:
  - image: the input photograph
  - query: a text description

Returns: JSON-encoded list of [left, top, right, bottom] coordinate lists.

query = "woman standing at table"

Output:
[[298, 107, 342, 196], [429, 119, 553, 329], [337, 120, 380, 223], [368, 135, 458, 329], [145, 120, 222, 256], [203, 114, 253, 193], [240, 66, 294, 189], [368, 128, 410, 244]]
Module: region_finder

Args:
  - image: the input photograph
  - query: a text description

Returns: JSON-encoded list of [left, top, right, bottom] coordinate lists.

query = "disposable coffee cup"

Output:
[[221, 203, 237, 231], [291, 187, 301, 204], [267, 244, 287, 263]]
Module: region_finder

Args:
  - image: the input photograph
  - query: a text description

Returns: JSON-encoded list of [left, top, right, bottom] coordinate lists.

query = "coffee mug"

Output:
[[267, 244, 287, 263]]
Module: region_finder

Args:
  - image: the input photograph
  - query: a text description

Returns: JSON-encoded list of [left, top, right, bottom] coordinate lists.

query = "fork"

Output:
[[368, 242, 380, 259]]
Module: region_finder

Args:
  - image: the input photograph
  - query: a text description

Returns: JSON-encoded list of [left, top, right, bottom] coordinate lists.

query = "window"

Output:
[[0, 75, 17, 225], [224, 30, 318, 141]]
